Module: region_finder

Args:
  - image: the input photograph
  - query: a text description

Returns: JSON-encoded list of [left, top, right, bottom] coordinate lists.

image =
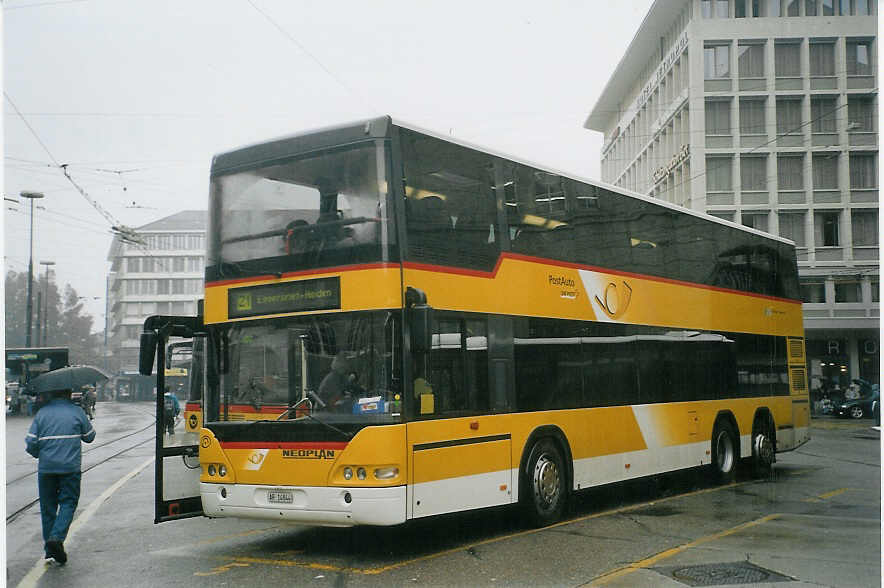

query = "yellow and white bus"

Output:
[[143, 116, 808, 526]]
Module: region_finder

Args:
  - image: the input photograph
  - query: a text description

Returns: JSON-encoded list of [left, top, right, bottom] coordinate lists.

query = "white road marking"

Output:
[[17, 455, 155, 588]]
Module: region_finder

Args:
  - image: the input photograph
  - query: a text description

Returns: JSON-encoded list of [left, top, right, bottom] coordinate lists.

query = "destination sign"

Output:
[[228, 277, 341, 318]]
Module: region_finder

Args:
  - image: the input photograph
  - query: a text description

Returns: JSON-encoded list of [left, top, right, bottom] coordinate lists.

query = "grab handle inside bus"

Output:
[[139, 331, 158, 376]]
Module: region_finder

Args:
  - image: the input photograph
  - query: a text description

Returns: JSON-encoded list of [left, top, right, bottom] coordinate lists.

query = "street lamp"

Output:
[[39, 260, 55, 346], [21, 191, 44, 347]]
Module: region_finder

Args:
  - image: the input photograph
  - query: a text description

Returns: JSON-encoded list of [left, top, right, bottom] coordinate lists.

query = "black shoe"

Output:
[[46, 540, 67, 564]]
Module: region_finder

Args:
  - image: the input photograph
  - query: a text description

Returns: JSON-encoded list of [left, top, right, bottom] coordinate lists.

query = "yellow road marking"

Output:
[[194, 561, 251, 576], [211, 479, 764, 576], [804, 487, 851, 502], [585, 513, 782, 586]]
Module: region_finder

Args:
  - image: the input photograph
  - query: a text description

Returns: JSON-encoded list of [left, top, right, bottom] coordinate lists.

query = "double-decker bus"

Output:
[[143, 116, 808, 527]]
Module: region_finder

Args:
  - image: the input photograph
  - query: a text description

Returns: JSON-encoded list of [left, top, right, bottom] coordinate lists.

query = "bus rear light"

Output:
[[374, 467, 399, 480], [207, 464, 217, 476], [219, 465, 227, 477], [343, 467, 353, 480], [357, 467, 367, 480]]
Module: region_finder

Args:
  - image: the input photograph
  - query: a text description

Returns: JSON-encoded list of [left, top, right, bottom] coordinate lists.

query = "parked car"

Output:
[[836, 391, 879, 419]]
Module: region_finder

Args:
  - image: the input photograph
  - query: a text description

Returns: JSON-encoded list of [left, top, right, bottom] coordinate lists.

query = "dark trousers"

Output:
[[38, 472, 82, 546]]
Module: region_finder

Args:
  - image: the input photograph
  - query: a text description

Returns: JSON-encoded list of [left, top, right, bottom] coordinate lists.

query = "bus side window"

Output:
[[425, 315, 489, 416]]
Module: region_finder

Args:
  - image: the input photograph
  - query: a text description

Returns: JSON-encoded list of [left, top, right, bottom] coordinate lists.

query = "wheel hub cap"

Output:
[[534, 456, 559, 506]]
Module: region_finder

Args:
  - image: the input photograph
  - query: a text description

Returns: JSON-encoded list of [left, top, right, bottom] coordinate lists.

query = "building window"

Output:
[[701, 0, 731, 16], [872, 281, 880, 303], [709, 211, 735, 222], [740, 99, 766, 135], [742, 211, 769, 232], [777, 155, 804, 190], [704, 45, 730, 79], [852, 0, 871, 14], [835, 281, 862, 303], [740, 156, 767, 191], [173, 257, 186, 272], [852, 209, 879, 245], [775, 43, 801, 77], [776, 98, 802, 135], [752, 0, 767, 15], [800, 280, 826, 302], [806, 0, 818, 15], [126, 258, 141, 273], [822, 0, 836, 14], [768, 0, 782, 15], [783, 0, 800, 14], [705, 100, 731, 135], [706, 157, 733, 191], [848, 96, 875, 132], [809, 43, 835, 77], [157, 279, 170, 295], [814, 211, 840, 246], [812, 154, 839, 189], [779, 212, 806, 247], [736, 0, 748, 15], [847, 40, 873, 76], [811, 96, 838, 133], [849, 153, 877, 189], [738, 43, 764, 78]]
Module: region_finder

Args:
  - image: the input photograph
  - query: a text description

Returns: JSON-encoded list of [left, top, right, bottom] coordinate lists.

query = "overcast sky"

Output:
[[3, 0, 654, 327]]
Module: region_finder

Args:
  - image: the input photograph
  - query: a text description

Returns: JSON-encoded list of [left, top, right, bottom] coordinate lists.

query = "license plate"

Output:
[[268, 490, 294, 504]]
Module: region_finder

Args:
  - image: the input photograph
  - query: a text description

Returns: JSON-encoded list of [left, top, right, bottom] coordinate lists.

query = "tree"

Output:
[[4, 271, 101, 365]]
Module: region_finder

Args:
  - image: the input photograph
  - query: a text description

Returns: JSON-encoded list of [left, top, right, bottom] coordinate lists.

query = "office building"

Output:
[[106, 210, 206, 373], [585, 0, 878, 391]]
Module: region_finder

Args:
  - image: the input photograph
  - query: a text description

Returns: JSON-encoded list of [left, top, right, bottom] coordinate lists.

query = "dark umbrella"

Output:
[[30, 365, 110, 395]]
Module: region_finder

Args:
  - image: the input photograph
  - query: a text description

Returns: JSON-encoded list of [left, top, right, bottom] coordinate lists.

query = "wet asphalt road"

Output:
[[5, 404, 880, 587]]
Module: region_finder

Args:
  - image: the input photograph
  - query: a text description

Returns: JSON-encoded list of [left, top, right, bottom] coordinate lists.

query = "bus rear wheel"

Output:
[[710, 421, 737, 484], [522, 438, 567, 527], [750, 418, 775, 478]]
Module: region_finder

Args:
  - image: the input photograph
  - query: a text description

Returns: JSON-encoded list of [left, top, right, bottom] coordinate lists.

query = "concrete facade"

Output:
[[586, 0, 878, 393], [106, 211, 206, 373]]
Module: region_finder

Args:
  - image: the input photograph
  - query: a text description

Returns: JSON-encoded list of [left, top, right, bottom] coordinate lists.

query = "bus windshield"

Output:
[[211, 143, 393, 273], [212, 310, 402, 424]]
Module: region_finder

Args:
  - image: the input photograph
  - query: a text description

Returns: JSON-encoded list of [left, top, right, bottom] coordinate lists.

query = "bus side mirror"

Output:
[[410, 305, 433, 353], [139, 332, 158, 376], [406, 287, 433, 354]]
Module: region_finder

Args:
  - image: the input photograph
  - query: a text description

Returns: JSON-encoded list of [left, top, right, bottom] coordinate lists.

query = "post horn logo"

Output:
[[595, 280, 633, 320]]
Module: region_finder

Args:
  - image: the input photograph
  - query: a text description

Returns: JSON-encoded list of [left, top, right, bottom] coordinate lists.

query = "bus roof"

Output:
[[211, 115, 794, 247]]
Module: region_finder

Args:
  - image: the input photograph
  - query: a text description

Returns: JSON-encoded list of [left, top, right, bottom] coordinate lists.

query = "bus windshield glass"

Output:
[[212, 310, 402, 424], [211, 143, 392, 272]]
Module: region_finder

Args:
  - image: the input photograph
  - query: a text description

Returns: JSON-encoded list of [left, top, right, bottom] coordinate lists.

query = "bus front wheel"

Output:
[[522, 438, 567, 527], [710, 421, 737, 484]]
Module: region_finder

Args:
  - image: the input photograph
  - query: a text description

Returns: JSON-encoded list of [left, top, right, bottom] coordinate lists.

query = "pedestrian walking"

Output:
[[25, 387, 96, 565]]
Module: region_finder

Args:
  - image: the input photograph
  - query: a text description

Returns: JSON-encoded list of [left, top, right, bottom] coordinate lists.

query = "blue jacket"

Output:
[[25, 398, 96, 473]]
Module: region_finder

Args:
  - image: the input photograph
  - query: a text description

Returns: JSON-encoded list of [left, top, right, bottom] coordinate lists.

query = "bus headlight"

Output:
[[374, 467, 399, 480], [343, 467, 353, 480], [218, 465, 227, 477], [207, 464, 217, 476], [357, 467, 367, 480]]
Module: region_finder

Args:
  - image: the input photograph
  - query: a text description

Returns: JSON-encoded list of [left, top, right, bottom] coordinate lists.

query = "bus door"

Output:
[[406, 311, 513, 518], [141, 315, 204, 523]]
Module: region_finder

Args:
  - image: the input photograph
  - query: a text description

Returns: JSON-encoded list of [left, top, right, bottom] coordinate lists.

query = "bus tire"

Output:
[[710, 420, 737, 484], [522, 438, 567, 527], [751, 416, 775, 478]]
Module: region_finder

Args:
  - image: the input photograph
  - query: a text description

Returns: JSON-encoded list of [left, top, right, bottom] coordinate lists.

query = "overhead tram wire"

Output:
[[4, 91, 145, 246], [245, 0, 379, 114]]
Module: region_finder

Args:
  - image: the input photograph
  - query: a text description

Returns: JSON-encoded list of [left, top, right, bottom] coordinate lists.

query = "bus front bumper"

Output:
[[200, 482, 406, 527]]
